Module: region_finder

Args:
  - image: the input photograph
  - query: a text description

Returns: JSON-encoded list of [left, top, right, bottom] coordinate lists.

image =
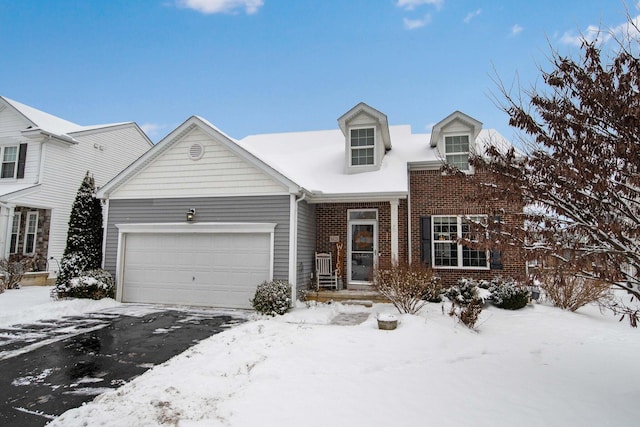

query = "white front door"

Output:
[[348, 210, 378, 285]]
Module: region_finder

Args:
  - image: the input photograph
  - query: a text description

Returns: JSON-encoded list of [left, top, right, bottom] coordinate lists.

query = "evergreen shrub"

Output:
[[488, 277, 530, 310], [251, 280, 291, 316], [56, 269, 115, 300]]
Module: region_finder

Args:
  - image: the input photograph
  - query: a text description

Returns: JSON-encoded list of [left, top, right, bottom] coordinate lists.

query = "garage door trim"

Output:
[[114, 222, 277, 304]]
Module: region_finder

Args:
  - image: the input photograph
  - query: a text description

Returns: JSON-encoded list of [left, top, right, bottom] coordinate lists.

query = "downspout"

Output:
[[407, 165, 412, 265], [288, 191, 307, 305], [0, 201, 15, 259]]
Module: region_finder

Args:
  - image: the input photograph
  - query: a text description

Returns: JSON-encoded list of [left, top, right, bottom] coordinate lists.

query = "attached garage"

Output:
[[116, 223, 276, 309]]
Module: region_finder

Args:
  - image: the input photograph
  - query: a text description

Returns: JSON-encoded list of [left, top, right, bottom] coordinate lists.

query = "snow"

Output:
[[238, 126, 506, 196], [2, 286, 638, 426], [0, 286, 119, 329]]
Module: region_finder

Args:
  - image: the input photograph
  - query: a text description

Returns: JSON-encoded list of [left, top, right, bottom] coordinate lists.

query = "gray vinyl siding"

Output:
[[105, 195, 290, 281], [296, 200, 316, 296]]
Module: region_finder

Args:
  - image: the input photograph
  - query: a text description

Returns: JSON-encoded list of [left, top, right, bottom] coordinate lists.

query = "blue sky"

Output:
[[0, 0, 634, 142]]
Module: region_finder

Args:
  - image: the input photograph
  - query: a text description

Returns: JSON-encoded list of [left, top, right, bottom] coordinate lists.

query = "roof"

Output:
[[1, 96, 141, 142], [238, 126, 509, 200]]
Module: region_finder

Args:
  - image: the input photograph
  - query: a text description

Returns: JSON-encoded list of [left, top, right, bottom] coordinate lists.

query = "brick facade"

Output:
[[409, 169, 526, 286], [313, 170, 526, 289]]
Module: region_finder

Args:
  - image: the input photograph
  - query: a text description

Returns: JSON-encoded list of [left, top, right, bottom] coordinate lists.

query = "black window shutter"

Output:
[[17, 143, 27, 179], [420, 216, 432, 266], [490, 215, 503, 270]]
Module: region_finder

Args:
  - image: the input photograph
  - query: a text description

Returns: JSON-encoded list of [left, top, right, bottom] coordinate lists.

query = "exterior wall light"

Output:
[[186, 208, 196, 222]]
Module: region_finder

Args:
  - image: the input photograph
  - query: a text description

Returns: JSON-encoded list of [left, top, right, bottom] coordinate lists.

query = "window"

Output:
[[350, 128, 375, 166], [445, 135, 470, 171], [23, 211, 38, 255], [9, 212, 21, 254], [433, 215, 488, 268], [1, 146, 18, 178]]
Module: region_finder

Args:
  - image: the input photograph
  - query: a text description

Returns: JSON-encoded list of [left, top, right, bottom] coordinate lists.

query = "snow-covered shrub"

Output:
[[537, 269, 611, 312], [251, 280, 291, 316], [373, 263, 441, 314], [444, 278, 482, 305], [56, 269, 115, 300], [488, 277, 530, 310], [55, 252, 91, 291]]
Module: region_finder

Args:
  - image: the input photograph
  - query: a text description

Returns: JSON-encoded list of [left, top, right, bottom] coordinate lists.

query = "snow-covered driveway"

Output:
[[0, 292, 246, 426]]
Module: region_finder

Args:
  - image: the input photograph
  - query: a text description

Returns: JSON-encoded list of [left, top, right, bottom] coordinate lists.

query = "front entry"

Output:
[[347, 209, 378, 286]]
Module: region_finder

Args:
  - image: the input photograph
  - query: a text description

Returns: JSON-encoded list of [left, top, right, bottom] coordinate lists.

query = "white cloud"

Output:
[[403, 15, 432, 30], [175, 0, 263, 15], [559, 16, 640, 46], [463, 9, 481, 24], [511, 24, 523, 36], [140, 123, 165, 139], [396, 0, 443, 11]]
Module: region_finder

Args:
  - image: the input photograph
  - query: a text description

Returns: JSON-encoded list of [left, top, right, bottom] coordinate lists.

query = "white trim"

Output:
[[390, 199, 399, 263], [116, 222, 277, 234], [101, 199, 109, 268], [347, 209, 378, 285], [348, 126, 376, 168], [431, 215, 489, 270], [288, 194, 297, 301], [9, 211, 21, 254], [107, 191, 292, 201], [114, 222, 278, 304], [444, 134, 472, 172], [0, 145, 19, 180], [23, 211, 38, 255]]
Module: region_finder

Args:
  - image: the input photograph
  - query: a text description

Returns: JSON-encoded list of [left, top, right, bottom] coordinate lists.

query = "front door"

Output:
[[348, 210, 378, 285]]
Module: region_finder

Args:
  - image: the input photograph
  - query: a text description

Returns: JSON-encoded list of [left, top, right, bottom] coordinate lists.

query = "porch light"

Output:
[[186, 208, 196, 222]]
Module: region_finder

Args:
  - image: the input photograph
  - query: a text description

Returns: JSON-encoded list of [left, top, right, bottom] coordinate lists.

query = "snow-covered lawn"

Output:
[[1, 286, 639, 426]]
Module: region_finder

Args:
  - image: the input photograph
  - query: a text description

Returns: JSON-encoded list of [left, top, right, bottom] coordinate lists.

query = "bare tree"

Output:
[[471, 23, 640, 325]]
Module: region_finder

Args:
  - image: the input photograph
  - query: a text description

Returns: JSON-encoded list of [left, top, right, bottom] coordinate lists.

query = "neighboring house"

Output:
[[0, 96, 153, 277], [97, 102, 525, 309]]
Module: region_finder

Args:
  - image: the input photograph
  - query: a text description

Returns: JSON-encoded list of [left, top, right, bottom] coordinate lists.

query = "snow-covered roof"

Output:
[[1, 96, 134, 140], [237, 126, 505, 199]]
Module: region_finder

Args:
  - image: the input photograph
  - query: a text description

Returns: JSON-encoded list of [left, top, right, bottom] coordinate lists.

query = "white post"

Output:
[[390, 199, 399, 264]]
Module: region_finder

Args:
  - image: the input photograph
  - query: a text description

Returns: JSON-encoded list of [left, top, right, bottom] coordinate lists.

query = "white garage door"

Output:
[[121, 232, 271, 309]]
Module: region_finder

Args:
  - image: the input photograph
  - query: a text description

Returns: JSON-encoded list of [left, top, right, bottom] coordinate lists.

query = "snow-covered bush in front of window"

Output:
[[251, 280, 291, 316], [445, 278, 482, 305], [488, 277, 530, 310], [373, 263, 441, 314], [56, 269, 115, 300]]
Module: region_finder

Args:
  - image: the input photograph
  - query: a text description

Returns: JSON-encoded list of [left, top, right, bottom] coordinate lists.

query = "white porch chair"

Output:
[[315, 252, 338, 290]]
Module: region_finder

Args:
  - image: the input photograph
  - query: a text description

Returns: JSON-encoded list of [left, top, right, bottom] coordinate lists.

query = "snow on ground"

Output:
[[0, 286, 120, 329], [2, 286, 639, 426]]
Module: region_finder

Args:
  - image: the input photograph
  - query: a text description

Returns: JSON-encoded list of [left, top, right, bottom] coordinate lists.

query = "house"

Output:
[[97, 102, 525, 309], [0, 96, 153, 280]]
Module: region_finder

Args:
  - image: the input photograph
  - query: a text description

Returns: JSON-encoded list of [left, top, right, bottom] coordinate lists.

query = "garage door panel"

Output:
[[122, 232, 272, 309]]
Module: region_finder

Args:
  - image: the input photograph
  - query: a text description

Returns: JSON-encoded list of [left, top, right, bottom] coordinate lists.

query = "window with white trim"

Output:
[[444, 135, 470, 171], [23, 211, 38, 255], [433, 215, 488, 268], [10, 212, 21, 254], [1, 146, 18, 179], [350, 128, 375, 166]]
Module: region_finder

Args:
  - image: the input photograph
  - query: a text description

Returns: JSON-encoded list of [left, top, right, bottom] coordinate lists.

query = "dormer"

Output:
[[338, 102, 391, 174], [430, 111, 482, 173]]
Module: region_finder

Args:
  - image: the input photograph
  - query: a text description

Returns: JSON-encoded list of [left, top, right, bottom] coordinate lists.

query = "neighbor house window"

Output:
[[433, 215, 488, 268], [9, 212, 21, 254], [1, 146, 18, 179], [350, 128, 375, 166], [23, 211, 38, 255], [444, 135, 470, 171]]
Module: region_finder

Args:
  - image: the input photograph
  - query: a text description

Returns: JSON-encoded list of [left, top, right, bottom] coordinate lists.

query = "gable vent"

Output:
[[189, 143, 204, 160]]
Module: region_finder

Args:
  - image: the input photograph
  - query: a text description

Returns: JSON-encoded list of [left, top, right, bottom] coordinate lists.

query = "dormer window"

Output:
[[445, 135, 470, 171], [350, 128, 375, 166]]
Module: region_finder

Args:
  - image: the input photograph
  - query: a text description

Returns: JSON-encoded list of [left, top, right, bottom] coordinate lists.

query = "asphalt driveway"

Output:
[[0, 305, 246, 426]]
